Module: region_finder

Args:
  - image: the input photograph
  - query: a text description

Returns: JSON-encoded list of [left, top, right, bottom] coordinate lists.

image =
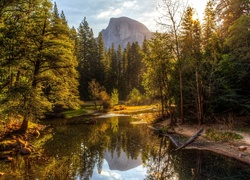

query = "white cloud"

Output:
[[97, 8, 123, 19], [54, 0, 162, 36], [122, 1, 137, 8]]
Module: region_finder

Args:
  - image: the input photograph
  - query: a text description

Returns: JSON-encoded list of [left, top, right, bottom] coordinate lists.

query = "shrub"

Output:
[[100, 91, 111, 111], [127, 88, 143, 105], [205, 128, 243, 141], [110, 88, 119, 107]]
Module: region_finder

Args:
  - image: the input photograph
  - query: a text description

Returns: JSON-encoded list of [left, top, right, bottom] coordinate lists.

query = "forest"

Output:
[[0, 0, 249, 134]]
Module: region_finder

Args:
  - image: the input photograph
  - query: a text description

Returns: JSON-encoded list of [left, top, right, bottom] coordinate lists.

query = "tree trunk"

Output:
[[179, 69, 184, 124], [19, 112, 29, 134], [196, 69, 202, 125], [160, 85, 165, 116]]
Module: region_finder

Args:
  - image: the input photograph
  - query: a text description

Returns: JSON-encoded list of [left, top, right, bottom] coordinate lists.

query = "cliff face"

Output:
[[101, 17, 152, 49]]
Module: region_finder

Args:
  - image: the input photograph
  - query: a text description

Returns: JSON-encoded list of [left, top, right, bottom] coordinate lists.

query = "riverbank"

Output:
[[108, 106, 250, 164], [156, 120, 250, 164]]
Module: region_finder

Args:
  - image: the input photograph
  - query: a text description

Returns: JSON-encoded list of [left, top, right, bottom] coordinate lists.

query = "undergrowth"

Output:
[[205, 128, 243, 142]]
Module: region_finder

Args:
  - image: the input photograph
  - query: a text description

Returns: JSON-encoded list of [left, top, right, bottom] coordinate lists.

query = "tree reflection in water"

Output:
[[145, 136, 250, 180], [145, 136, 179, 180], [41, 115, 155, 179], [1, 115, 250, 179]]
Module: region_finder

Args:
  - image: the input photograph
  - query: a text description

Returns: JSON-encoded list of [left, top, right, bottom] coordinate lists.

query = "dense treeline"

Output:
[[79, 0, 250, 125], [0, 0, 249, 131], [150, 0, 250, 125], [76, 18, 145, 100]]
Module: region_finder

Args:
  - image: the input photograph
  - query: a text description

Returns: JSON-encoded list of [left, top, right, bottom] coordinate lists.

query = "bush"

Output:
[[205, 128, 243, 141], [110, 88, 119, 107], [127, 88, 143, 105], [100, 91, 111, 111]]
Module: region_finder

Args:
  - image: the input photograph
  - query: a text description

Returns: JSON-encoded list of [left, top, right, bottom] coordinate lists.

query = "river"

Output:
[[0, 114, 250, 179]]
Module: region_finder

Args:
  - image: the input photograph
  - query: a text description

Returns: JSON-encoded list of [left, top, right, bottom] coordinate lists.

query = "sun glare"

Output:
[[192, 13, 199, 21]]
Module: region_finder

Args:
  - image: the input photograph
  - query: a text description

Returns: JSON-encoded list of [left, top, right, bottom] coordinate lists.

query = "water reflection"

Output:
[[0, 115, 250, 179], [145, 137, 250, 180], [42, 115, 154, 179], [105, 149, 142, 171]]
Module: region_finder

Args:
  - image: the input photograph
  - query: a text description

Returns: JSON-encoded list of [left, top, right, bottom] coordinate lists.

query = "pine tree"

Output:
[[77, 17, 97, 100], [60, 10, 68, 26], [53, 2, 59, 18], [203, 0, 217, 47], [180, 6, 203, 124], [202, 0, 223, 119], [107, 44, 118, 92], [97, 32, 107, 85], [0, 0, 80, 133], [123, 43, 131, 99], [216, 0, 250, 39], [142, 32, 175, 120], [129, 42, 144, 93], [222, 15, 250, 114], [116, 45, 124, 99]]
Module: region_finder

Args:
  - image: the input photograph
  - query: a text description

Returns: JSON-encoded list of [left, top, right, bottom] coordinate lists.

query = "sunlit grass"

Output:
[[61, 103, 158, 118], [205, 128, 243, 142], [62, 109, 89, 118], [125, 105, 154, 110]]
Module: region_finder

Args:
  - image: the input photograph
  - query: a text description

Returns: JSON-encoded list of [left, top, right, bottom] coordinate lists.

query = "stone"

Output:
[[238, 146, 248, 151]]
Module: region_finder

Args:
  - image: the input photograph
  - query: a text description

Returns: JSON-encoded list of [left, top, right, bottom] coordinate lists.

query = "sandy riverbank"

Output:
[[156, 120, 250, 164]]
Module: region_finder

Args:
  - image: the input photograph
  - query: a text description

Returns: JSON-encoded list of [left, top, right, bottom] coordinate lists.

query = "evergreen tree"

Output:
[[97, 32, 107, 85], [69, 26, 78, 56], [106, 44, 118, 93], [202, 0, 223, 119], [60, 10, 68, 26], [116, 45, 124, 99], [129, 42, 144, 93], [219, 14, 250, 114], [216, 0, 250, 39], [143, 33, 175, 121], [53, 2, 59, 18], [123, 43, 131, 99], [180, 6, 203, 124], [0, 0, 80, 133], [77, 17, 97, 100], [203, 0, 217, 47]]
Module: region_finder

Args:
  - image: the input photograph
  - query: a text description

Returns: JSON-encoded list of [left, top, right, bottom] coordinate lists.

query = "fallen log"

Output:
[[148, 125, 204, 150], [164, 134, 180, 147], [147, 125, 159, 131], [175, 127, 204, 151]]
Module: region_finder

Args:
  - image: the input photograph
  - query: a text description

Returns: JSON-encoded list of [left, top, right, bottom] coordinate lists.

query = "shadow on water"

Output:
[[0, 115, 250, 179]]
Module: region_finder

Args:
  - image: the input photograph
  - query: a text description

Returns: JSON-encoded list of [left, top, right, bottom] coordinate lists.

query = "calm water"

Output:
[[0, 114, 250, 179]]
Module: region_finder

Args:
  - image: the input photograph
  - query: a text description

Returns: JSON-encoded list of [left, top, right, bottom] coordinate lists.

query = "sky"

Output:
[[54, 0, 208, 37]]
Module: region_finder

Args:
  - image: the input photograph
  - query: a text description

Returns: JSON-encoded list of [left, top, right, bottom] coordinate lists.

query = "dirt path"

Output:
[[156, 120, 250, 164]]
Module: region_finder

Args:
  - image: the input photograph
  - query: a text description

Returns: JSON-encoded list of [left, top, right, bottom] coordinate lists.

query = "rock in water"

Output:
[[101, 17, 152, 49]]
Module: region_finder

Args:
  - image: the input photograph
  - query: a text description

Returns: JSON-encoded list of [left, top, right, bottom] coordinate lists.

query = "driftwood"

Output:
[[164, 134, 179, 147], [148, 125, 204, 151], [174, 128, 204, 151], [147, 125, 160, 131]]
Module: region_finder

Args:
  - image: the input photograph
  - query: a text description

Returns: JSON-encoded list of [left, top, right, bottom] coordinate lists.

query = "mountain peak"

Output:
[[101, 17, 152, 49]]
